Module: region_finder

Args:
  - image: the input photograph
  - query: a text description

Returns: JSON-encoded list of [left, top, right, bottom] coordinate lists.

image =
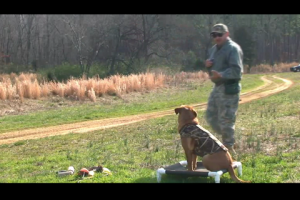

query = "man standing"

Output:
[[205, 23, 244, 157]]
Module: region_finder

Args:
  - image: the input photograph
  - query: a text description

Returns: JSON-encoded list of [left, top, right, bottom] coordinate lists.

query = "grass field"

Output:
[[1, 71, 300, 183], [0, 73, 263, 133]]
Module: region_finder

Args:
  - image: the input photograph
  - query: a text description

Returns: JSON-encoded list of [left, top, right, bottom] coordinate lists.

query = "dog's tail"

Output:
[[227, 165, 251, 183]]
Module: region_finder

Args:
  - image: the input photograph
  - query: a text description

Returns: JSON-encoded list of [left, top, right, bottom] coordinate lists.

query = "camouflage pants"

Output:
[[205, 84, 240, 148]]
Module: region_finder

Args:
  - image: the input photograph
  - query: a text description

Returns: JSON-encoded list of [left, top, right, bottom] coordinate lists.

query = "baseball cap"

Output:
[[211, 23, 229, 34]]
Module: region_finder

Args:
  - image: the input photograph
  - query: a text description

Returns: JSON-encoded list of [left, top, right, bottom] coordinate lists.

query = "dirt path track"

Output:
[[0, 75, 293, 145]]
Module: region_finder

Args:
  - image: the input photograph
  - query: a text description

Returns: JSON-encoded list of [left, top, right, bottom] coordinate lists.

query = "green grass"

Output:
[[0, 74, 263, 133], [3, 72, 300, 183], [240, 73, 265, 93]]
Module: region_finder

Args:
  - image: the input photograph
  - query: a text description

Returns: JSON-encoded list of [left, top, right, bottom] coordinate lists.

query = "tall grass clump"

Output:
[[250, 62, 299, 73], [0, 83, 7, 100], [0, 62, 297, 102], [0, 71, 210, 102]]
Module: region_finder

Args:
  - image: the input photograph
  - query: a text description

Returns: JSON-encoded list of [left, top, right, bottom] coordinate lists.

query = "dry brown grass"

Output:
[[0, 72, 176, 102], [249, 62, 299, 73], [23, 80, 32, 99], [0, 62, 294, 103], [0, 83, 7, 100], [41, 83, 50, 98], [6, 84, 14, 100], [32, 80, 41, 99], [87, 88, 96, 102]]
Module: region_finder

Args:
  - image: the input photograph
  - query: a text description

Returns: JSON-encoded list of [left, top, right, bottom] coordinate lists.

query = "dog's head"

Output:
[[174, 105, 199, 126]]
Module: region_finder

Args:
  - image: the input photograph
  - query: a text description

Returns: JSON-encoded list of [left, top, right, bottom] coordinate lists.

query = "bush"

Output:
[[88, 63, 108, 79], [194, 58, 206, 71], [181, 51, 206, 72], [1, 63, 28, 74], [46, 71, 57, 82], [53, 63, 82, 82]]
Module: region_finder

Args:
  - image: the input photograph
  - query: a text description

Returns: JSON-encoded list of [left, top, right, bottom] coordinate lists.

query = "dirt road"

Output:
[[0, 75, 293, 145]]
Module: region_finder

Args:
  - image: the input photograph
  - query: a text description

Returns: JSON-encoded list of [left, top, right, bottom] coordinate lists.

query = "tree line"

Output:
[[0, 14, 299, 76]]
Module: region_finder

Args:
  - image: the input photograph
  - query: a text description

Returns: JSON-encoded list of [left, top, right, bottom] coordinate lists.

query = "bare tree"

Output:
[[62, 15, 107, 77]]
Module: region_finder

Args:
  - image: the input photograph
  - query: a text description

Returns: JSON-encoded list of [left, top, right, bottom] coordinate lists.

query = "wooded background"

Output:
[[0, 14, 299, 76]]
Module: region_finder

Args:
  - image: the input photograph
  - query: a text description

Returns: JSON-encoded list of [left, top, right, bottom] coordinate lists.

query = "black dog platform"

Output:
[[156, 160, 242, 183]]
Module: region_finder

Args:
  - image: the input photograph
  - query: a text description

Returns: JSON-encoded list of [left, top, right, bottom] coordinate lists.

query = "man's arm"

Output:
[[206, 46, 216, 76]]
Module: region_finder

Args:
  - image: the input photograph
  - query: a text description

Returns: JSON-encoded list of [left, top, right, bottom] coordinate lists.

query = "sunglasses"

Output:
[[210, 32, 224, 38]]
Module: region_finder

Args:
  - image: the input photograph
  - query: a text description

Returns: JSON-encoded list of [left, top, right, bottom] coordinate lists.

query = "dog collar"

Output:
[[179, 123, 197, 133]]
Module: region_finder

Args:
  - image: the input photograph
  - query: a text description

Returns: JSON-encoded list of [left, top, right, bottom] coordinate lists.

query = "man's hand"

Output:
[[210, 70, 222, 81], [205, 59, 213, 68]]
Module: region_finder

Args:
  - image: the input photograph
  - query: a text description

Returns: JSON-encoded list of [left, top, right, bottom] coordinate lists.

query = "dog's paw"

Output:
[[187, 167, 195, 172]]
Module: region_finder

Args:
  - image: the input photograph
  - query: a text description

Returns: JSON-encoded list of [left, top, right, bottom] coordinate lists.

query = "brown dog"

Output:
[[175, 105, 250, 183]]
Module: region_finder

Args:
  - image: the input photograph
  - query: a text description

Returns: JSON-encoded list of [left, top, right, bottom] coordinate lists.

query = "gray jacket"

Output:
[[208, 38, 244, 81]]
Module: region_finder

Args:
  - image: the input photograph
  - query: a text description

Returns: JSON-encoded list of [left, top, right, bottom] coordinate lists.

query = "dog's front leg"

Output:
[[192, 154, 197, 170], [181, 137, 194, 171], [190, 139, 197, 170], [184, 150, 194, 171]]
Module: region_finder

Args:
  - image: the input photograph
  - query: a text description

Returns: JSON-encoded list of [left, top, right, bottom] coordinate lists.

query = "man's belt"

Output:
[[214, 79, 240, 87], [215, 82, 224, 86]]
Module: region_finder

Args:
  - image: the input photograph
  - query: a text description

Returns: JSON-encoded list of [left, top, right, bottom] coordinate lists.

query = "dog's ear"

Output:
[[174, 107, 182, 115], [192, 109, 197, 117], [191, 108, 197, 117]]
